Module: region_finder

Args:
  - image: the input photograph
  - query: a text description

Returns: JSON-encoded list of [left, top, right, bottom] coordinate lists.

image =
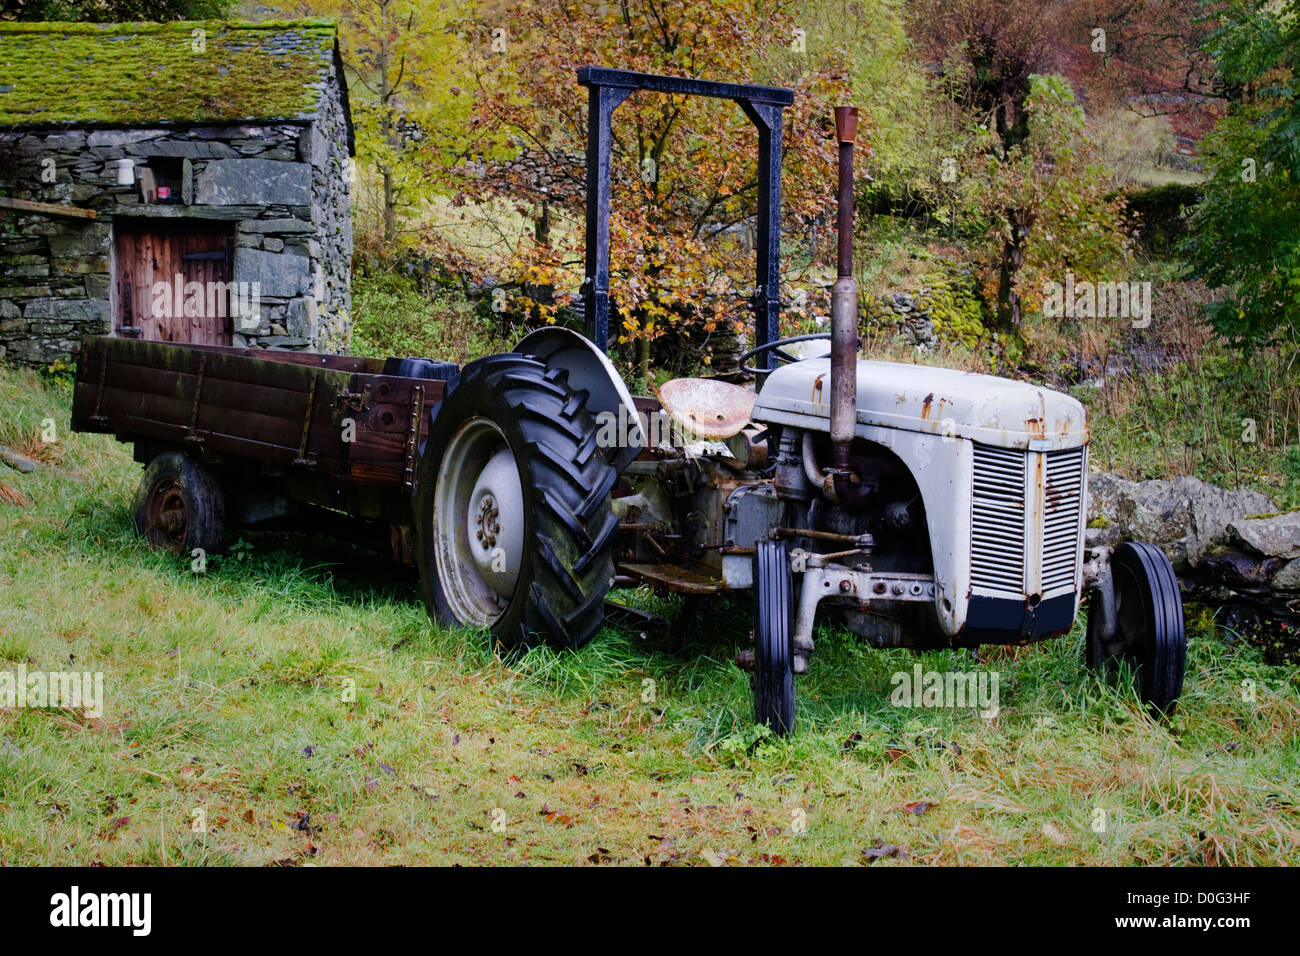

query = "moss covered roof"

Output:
[[0, 19, 342, 128]]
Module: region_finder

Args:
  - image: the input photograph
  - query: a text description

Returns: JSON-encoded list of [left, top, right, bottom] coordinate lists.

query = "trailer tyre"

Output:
[[752, 539, 796, 736], [413, 353, 618, 653], [132, 451, 225, 556], [1086, 541, 1187, 714]]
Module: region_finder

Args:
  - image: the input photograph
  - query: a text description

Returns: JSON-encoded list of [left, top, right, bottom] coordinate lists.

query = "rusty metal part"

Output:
[[640, 531, 668, 558], [774, 526, 873, 547], [618, 562, 723, 595], [184, 352, 208, 447], [657, 377, 757, 440], [292, 370, 319, 468], [335, 385, 372, 414], [1081, 546, 1117, 638], [791, 566, 937, 672], [401, 383, 424, 491], [143, 478, 189, 553], [722, 423, 770, 471], [830, 105, 860, 473]]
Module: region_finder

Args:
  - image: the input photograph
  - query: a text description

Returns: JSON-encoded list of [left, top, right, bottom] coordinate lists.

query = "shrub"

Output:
[[349, 270, 513, 364]]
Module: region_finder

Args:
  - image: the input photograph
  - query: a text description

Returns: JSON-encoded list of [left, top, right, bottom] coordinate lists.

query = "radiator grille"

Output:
[[971, 444, 1027, 597], [1042, 447, 1086, 593]]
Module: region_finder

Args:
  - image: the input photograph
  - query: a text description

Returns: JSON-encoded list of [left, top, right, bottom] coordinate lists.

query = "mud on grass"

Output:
[[1, 368, 1298, 865]]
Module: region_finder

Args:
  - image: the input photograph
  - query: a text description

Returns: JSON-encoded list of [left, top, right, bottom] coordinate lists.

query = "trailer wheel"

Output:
[[1086, 541, 1186, 714], [752, 539, 795, 736], [413, 353, 618, 652], [132, 451, 225, 556]]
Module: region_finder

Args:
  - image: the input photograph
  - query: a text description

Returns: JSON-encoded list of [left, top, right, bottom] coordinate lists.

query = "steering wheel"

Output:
[[739, 333, 832, 374]]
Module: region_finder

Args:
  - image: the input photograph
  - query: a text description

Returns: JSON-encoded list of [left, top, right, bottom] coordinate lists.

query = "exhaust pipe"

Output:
[[829, 106, 859, 475]]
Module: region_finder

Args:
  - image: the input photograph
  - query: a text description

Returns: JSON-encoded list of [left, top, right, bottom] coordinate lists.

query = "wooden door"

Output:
[[114, 221, 235, 345]]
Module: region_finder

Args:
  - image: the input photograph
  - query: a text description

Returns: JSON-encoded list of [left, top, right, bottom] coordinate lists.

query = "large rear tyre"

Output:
[[752, 539, 795, 736], [132, 450, 225, 556], [1086, 541, 1187, 714], [413, 353, 618, 653]]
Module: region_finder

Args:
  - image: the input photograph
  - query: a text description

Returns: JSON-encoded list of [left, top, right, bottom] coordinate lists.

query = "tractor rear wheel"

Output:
[[752, 538, 796, 735], [1086, 541, 1187, 714], [413, 353, 618, 653]]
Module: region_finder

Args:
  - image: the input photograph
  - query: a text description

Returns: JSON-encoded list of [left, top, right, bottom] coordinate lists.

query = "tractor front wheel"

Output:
[[752, 538, 796, 735], [1086, 541, 1187, 714]]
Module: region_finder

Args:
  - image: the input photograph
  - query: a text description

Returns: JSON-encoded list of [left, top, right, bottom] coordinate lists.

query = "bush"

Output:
[[349, 270, 514, 364], [1122, 183, 1201, 257]]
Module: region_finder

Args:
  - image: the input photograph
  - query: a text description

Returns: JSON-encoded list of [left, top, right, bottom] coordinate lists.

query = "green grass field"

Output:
[[1, 366, 1298, 866]]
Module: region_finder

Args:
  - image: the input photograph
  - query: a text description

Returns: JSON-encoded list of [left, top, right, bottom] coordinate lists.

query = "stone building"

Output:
[[0, 19, 354, 365]]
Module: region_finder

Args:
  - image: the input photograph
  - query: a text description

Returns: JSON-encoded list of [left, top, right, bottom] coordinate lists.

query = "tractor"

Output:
[[414, 68, 1187, 733]]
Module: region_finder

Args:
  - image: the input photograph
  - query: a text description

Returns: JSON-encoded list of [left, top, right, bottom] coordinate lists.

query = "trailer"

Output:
[[71, 332, 626, 651]]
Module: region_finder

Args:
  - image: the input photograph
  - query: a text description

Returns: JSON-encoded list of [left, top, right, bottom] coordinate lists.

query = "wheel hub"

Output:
[[146, 480, 189, 551], [466, 447, 524, 596], [473, 494, 500, 549], [432, 418, 526, 627]]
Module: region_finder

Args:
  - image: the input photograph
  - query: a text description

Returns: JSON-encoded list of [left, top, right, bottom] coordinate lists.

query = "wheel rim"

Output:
[[144, 478, 189, 553], [1113, 561, 1149, 667], [432, 417, 526, 627]]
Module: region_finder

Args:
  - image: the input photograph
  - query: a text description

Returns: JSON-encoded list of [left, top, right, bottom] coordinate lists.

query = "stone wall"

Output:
[[0, 78, 351, 364], [1088, 472, 1300, 661]]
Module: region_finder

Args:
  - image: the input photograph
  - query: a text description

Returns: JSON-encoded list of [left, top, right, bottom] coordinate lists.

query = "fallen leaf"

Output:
[[863, 839, 909, 863]]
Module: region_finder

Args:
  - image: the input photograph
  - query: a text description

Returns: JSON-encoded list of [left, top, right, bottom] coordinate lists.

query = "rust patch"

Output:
[[812, 374, 825, 405], [921, 392, 935, 420]]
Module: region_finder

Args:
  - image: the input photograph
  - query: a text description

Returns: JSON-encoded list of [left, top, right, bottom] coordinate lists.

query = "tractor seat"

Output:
[[657, 377, 757, 440]]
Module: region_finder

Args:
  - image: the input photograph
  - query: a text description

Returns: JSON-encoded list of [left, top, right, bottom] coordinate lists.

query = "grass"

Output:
[[1, 365, 1298, 866]]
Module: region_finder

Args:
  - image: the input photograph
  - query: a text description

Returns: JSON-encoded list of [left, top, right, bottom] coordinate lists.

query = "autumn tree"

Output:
[[444, 0, 848, 385], [970, 75, 1131, 321], [280, 0, 474, 254], [907, 0, 1064, 326], [1058, 0, 1226, 114], [1182, 0, 1300, 345]]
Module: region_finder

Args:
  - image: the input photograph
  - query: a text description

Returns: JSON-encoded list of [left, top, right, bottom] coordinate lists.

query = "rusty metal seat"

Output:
[[657, 378, 756, 440]]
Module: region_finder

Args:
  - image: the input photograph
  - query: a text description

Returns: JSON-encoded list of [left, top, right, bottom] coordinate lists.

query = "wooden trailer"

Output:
[[70, 333, 621, 650], [71, 335, 453, 555]]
